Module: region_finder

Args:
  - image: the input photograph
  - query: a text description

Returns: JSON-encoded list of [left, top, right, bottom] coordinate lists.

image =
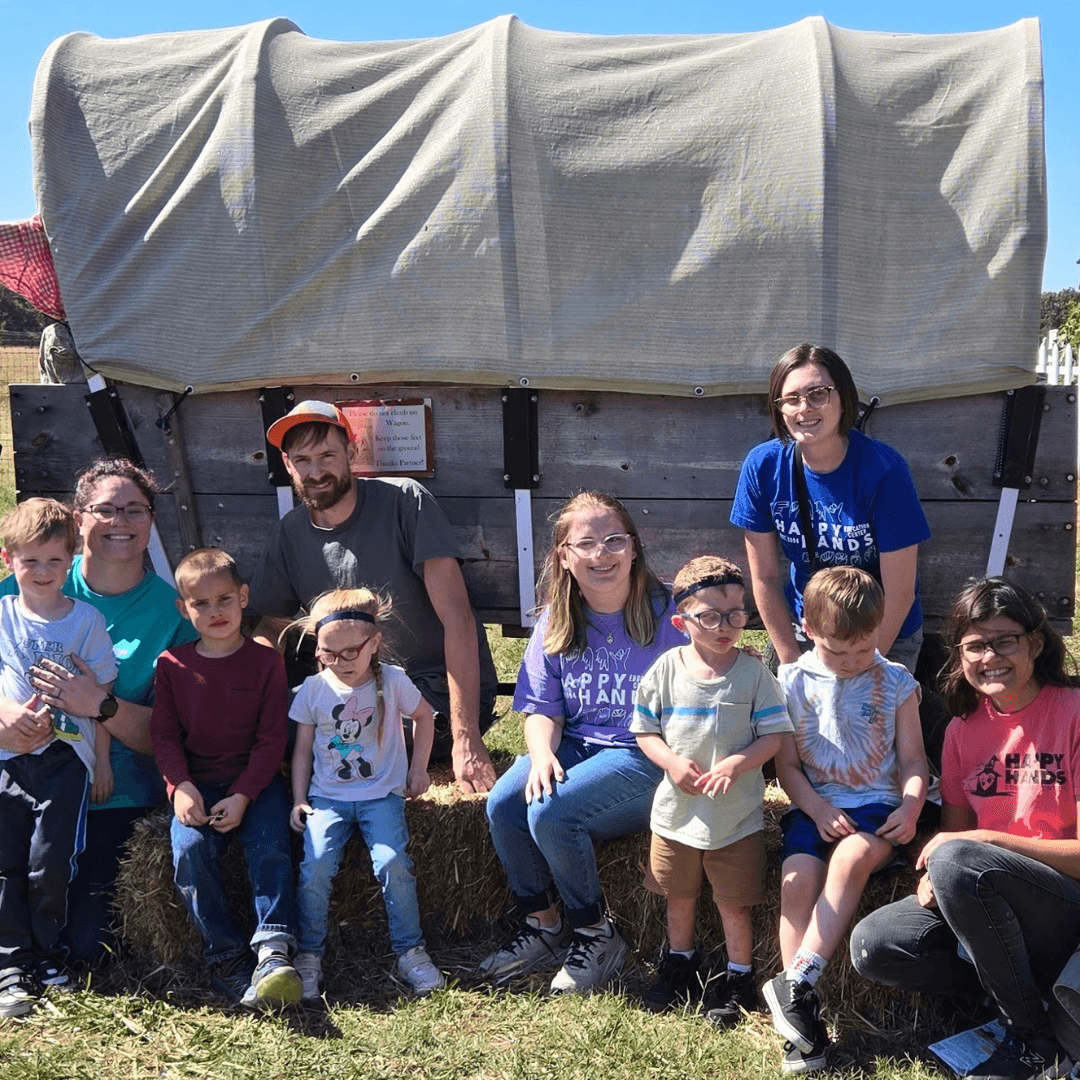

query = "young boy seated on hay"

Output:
[[0, 498, 117, 1017], [150, 549, 302, 1009], [765, 567, 927, 1074], [631, 556, 791, 1021]]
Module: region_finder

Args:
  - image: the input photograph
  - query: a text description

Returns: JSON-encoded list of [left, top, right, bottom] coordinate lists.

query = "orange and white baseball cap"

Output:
[[266, 400, 355, 449]]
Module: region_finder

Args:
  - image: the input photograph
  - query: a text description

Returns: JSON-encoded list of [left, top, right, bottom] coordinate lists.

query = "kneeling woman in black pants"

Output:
[[851, 578, 1080, 1080]]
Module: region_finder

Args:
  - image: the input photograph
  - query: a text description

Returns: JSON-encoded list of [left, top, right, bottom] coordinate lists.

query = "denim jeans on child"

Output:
[[297, 793, 421, 956], [170, 775, 297, 964], [0, 742, 89, 969], [485, 739, 662, 928], [850, 837, 1080, 1030]]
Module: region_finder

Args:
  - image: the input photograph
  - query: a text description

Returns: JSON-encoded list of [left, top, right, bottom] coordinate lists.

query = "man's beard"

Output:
[[295, 471, 353, 511]]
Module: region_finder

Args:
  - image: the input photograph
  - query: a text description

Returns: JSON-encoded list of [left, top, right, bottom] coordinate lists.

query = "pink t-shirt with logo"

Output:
[[940, 684, 1080, 839]]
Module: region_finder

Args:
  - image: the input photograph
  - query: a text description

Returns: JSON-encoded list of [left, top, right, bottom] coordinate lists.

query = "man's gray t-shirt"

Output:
[[248, 477, 497, 709]]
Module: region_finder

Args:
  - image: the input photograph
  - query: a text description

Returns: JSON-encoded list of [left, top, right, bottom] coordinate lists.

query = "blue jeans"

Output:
[[170, 776, 297, 964], [850, 838, 1080, 1033], [298, 793, 421, 956], [486, 739, 661, 928]]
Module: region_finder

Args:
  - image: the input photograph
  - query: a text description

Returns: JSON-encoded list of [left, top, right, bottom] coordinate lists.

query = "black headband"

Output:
[[314, 610, 376, 633], [673, 574, 743, 606]]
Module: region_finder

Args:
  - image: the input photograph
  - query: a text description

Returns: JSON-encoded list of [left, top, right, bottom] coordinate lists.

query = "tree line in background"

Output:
[[3, 282, 1079, 348]]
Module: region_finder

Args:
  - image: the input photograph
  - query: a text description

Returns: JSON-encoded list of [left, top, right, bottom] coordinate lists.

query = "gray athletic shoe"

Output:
[[0, 967, 36, 1018], [550, 921, 629, 994], [478, 918, 574, 981]]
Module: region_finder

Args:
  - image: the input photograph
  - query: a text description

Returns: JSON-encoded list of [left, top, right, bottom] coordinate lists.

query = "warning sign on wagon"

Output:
[[341, 398, 434, 478]]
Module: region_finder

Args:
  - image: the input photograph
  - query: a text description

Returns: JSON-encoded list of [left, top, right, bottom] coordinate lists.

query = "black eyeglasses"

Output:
[[85, 503, 153, 523], [680, 609, 751, 631], [955, 633, 1028, 661], [315, 641, 375, 664], [774, 386, 835, 413]]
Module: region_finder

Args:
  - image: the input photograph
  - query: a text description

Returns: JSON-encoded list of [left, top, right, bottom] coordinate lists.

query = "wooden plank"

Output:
[[149, 492, 1074, 629], [12, 382, 1077, 503], [156, 391, 203, 556]]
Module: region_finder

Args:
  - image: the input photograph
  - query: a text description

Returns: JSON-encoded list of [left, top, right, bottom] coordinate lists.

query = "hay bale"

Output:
[[111, 783, 926, 1024]]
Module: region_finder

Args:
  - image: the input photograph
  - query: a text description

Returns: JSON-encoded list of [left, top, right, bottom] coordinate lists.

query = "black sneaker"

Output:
[[782, 1017, 830, 1076], [969, 1030, 1073, 1080], [643, 950, 703, 1013], [209, 954, 255, 1004], [704, 966, 759, 1026], [30, 958, 70, 989], [763, 975, 820, 1054]]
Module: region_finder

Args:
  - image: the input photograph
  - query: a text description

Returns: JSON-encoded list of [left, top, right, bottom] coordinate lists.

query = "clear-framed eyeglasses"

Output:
[[680, 609, 751, 631], [561, 532, 633, 557], [774, 385, 835, 413]]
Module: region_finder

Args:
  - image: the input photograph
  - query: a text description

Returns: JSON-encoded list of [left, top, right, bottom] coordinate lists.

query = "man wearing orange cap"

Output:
[[251, 401, 498, 793]]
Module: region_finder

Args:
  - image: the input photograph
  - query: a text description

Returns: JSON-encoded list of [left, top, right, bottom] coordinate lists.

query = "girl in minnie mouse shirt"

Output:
[[288, 588, 443, 1000]]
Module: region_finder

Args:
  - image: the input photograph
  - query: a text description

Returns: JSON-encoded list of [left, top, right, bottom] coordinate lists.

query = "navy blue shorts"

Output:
[[779, 803, 908, 870]]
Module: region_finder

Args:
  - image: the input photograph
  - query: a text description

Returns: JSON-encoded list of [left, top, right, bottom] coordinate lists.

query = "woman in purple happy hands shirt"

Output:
[[481, 492, 685, 994]]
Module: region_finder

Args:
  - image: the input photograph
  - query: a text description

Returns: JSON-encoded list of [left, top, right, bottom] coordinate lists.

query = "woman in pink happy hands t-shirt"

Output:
[[851, 578, 1080, 1080]]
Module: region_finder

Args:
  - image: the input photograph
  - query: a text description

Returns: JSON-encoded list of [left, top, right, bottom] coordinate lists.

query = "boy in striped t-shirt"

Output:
[[632, 556, 791, 1023]]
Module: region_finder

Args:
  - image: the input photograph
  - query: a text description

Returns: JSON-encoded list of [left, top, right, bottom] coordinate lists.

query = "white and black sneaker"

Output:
[[782, 1016, 830, 1075], [764, 974, 820, 1054], [478, 917, 573, 981], [0, 967, 37, 1018], [550, 920, 629, 995]]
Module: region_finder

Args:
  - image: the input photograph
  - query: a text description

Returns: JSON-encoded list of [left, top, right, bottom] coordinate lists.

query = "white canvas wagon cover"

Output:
[[30, 15, 1045, 400]]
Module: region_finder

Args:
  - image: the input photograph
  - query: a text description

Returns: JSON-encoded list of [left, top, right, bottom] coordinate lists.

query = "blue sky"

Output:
[[2, 1, 1077, 291]]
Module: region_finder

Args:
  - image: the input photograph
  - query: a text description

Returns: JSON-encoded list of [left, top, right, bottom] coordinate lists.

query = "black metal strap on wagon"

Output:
[[84, 383, 145, 466]]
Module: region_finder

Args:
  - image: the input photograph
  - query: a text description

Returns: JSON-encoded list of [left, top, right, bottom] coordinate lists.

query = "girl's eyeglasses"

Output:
[[680, 609, 751, 631], [562, 532, 633, 556], [955, 633, 1028, 660], [315, 642, 373, 664], [774, 386, 835, 413]]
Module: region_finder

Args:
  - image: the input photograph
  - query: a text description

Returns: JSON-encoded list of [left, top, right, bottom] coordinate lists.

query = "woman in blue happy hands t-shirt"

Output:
[[730, 343, 930, 673]]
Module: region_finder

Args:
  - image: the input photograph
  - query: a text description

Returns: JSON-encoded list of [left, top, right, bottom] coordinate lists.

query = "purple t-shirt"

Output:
[[513, 591, 687, 748]]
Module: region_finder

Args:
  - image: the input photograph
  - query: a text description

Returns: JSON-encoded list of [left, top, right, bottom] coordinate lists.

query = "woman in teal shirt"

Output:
[[0, 459, 195, 967]]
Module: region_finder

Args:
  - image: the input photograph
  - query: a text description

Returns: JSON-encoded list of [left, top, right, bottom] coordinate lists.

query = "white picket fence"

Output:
[[1037, 329, 1077, 385]]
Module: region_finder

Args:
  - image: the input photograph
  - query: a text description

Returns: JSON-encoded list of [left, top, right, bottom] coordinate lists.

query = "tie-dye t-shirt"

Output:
[[940, 685, 1080, 838], [779, 648, 919, 808]]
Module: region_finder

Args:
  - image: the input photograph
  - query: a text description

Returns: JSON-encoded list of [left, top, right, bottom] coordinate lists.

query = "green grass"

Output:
[[0, 983, 948, 1080]]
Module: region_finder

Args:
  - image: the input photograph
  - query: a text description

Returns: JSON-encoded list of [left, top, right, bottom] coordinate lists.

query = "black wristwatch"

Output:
[[94, 693, 119, 723]]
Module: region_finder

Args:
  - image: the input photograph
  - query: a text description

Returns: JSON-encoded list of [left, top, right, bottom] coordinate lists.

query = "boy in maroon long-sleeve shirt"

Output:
[[151, 549, 301, 1008]]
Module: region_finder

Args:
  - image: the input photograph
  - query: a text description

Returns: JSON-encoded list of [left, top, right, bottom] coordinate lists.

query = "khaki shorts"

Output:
[[645, 831, 766, 907]]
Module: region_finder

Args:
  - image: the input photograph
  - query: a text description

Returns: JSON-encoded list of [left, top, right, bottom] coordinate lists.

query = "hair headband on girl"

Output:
[[673, 574, 743, 606], [314, 610, 376, 633]]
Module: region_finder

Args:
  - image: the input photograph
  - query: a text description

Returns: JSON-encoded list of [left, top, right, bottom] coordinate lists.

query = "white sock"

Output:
[[577, 917, 611, 938], [526, 914, 563, 936], [727, 961, 752, 974], [787, 948, 827, 987], [670, 948, 696, 960]]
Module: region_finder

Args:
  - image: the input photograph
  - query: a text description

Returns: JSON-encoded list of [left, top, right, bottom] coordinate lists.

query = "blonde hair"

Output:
[[174, 548, 243, 597], [287, 588, 393, 744], [0, 498, 77, 556], [672, 555, 744, 613], [536, 491, 666, 656], [802, 567, 884, 640]]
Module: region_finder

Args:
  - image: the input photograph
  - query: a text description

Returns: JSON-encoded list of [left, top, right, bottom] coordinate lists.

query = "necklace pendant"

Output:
[[606, 633, 614, 643]]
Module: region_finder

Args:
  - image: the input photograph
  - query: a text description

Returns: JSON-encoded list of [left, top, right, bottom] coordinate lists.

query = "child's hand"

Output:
[[525, 750, 565, 804], [91, 756, 114, 804], [407, 765, 431, 799], [208, 793, 250, 833], [916, 872, 937, 908], [694, 756, 740, 798], [811, 802, 856, 842], [290, 802, 314, 833], [875, 804, 919, 847], [173, 783, 210, 828], [667, 755, 704, 795]]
